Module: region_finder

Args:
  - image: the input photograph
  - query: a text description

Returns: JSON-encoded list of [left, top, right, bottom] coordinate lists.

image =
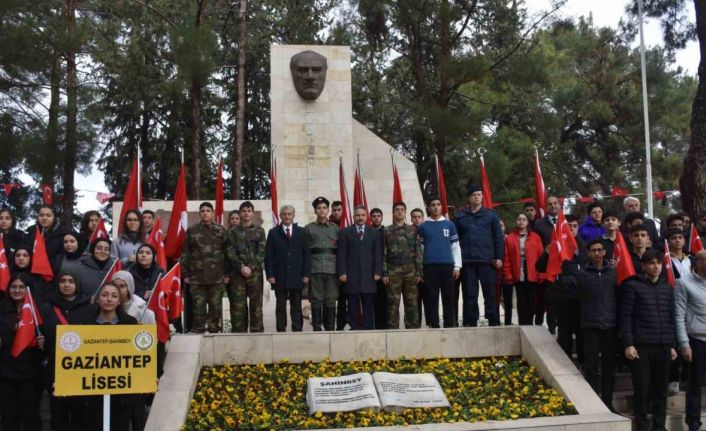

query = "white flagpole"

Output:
[[103, 395, 111, 431], [137, 141, 143, 210], [637, 0, 654, 218]]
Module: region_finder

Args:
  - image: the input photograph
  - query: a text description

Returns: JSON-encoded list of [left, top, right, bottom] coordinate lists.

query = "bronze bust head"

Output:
[[290, 50, 327, 101]]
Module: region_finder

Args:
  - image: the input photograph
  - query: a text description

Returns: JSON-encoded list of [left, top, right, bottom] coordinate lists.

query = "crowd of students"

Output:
[[2, 187, 706, 430]]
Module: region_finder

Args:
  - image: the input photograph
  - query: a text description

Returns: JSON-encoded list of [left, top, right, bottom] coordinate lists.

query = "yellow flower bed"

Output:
[[184, 357, 575, 430]]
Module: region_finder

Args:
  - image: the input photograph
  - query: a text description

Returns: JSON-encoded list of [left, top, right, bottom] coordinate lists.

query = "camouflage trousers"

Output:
[[190, 282, 225, 333], [309, 274, 339, 308], [386, 266, 420, 329], [229, 272, 264, 333]]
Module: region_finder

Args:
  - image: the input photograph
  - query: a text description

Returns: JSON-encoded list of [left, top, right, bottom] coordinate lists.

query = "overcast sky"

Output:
[[70, 0, 698, 214]]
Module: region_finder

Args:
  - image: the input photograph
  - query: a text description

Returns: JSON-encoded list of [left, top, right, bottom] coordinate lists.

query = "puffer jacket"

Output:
[[565, 262, 618, 329], [620, 274, 676, 347], [453, 207, 504, 264]]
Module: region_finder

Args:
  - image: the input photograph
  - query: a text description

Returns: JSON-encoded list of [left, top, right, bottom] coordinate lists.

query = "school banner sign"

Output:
[[54, 325, 157, 396]]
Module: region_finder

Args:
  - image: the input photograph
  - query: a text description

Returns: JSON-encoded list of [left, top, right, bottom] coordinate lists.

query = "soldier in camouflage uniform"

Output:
[[383, 202, 423, 329], [226, 201, 266, 332], [181, 202, 229, 333], [305, 197, 339, 331]]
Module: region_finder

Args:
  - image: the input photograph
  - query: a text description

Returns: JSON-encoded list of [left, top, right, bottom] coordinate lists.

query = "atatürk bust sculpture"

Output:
[[290, 50, 327, 101]]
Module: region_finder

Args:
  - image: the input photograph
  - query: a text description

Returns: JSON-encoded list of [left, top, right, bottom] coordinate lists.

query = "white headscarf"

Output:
[[111, 270, 155, 324]]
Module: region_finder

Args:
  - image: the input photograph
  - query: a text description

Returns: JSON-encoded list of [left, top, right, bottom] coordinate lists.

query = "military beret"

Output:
[[312, 196, 330, 208], [467, 184, 482, 195]]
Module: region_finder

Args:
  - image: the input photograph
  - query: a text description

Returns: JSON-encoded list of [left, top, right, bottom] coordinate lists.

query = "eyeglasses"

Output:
[[126, 218, 140, 222]]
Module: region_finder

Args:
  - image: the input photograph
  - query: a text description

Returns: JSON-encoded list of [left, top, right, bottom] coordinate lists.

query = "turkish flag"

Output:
[[270, 157, 280, 226], [215, 159, 224, 225], [338, 159, 352, 228], [435, 154, 449, 218], [93, 259, 122, 297], [95, 191, 115, 204], [545, 226, 564, 282], [480, 154, 494, 209], [614, 232, 636, 284], [40, 183, 53, 206], [611, 185, 629, 197], [165, 164, 188, 260], [2, 183, 20, 196], [392, 163, 403, 204], [353, 154, 370, 224], [87, 217, 109, 247], [118, 159, 142, 235], [664, 240, 676, 288], [164, 263, 183, 320], [0, 235, 10, 292], [147, 218, 167, 270], [534, 149, 547, 218], [653, 191, 667, 200], [30, 229, 53, 282], [148, 265, 181, 342], [11, 288, 42, 357], [557, 211, 577, 259], [690, 223, 704, 254]]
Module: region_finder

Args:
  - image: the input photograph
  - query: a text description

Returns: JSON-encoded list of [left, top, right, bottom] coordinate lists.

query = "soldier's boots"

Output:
[[312, 305, 323, 331], [324, 307, 336, 331]]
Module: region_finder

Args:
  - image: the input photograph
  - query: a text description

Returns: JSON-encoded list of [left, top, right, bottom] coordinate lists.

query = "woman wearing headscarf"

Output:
[[24, 205, 68, 262], [111, 271, 155, 325], [51, 232, 82, 275], [75, 238, 118, 298], [111, 209, 144, 267], [83, 283, 145, 431], [128, 243, 164, 300], [39, 269, 92, 431], [0, 273, 45, 431]]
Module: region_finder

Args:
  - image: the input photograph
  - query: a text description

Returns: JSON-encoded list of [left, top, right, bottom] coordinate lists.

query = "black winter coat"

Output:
[[128, 263, 164, 299], [565, 263, 618, 329], [619, 274, 676, 348], [0, 301, 43, 381], [1, 227, 26, 264], [265, 224, 311, 291], [533, 216, 556, 248], [25, 223, 69, 263], [337, 225, 383, 295]]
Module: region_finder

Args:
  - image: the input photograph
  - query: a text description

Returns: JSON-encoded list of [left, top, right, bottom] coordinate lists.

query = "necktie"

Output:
[[285, 227, 291, 239], [358, 227, 364, 240], [551, 217, 557, 225]]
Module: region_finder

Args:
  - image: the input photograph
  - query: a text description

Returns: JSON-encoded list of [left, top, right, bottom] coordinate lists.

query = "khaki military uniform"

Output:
[[181, 222, 227, 333], [384, 223, 423, 329], [305, 220, 339, 331], [227, 223, 266, 332]]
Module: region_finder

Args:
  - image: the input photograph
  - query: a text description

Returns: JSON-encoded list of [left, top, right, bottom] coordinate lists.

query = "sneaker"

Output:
[[668, 381, 680, 395]]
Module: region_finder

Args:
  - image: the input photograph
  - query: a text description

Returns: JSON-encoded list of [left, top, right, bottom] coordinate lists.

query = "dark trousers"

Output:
[[461, 263, 499, 326], [374, 280, 388, 329], [582, 328, 616, 409], [0, 379, 41, 431], [336, 283, 347, 330], [347, 293, 375, 330], [417, 281, 426, 326], [502, 284, 513, 325], [49, 394, 88, 431], [423, 264, 455, 328], [631, 344, 672, 431], [557, 297, 584, 363], [686, 337, 706, 427], [515, 281, 537, 325], [275, 289, 303, 332]]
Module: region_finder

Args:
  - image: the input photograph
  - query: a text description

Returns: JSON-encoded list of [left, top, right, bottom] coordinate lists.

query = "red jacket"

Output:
[[502, 230, 543, 284]]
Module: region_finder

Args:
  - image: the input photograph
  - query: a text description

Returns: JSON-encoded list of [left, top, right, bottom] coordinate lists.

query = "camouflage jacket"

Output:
[[305, 220, 339, 274], [383, 223, 423, 276], [180, 222, 227, 284], [227, 223, 266, 273]]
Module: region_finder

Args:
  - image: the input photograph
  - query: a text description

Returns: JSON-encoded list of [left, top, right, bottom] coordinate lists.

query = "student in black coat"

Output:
[[51, 231, 83, 276], [337, 206, 383, 330], [128, 243, 165, 300], [83, 283, 145, 431], [0, 207, 26, 264], [10, 244, 54, 302], [0, 273, 45, 431], [620, 250, 677, 431], [265, 205, 311, 332], [39, 269, 93, 431], [25, 205, 69, 262]]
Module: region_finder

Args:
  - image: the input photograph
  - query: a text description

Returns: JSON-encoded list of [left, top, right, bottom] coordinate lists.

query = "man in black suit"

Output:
[[532, 195, 562, 332], [265, 205, 311, 332], [337, 205, 383, 330]]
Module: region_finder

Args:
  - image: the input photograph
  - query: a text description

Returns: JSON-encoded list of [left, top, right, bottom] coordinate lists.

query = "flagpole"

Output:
[[93, 259, 119, 297], [637, 0, 654, 218], [140, 274, 163, 322], [26, 286, 41, 337], [103, 395, 111, 431], [137, 141, 142, 210]]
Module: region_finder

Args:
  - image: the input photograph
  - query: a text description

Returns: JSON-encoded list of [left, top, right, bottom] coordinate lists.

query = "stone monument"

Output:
[[271, 45, 424, 224]]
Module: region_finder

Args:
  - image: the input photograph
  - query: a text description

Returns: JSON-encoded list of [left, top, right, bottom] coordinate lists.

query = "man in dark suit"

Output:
[[337, 205, 383, 330], [265, 205, 311, 332]]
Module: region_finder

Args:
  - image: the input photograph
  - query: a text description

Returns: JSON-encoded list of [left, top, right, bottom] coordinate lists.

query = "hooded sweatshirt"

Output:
[[111, 270, 155, 324]]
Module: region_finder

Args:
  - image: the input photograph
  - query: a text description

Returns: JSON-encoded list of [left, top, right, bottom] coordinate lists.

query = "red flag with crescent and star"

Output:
[[147, 269, 175, 343], [614, 231, 636, 284], [31, 229, 53, 282], [165, 163, 188, 260], [87, 217, 109, 247], [11, 287, 42, 357], [147, 218, 167, 270], [165, 263, 183, 321], [664, 240, 676, 288], [0, 235, 10, 292]]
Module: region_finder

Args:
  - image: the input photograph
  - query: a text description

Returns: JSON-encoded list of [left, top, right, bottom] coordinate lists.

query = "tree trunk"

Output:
[[140, 106, 150, 196], [680, 0, 706, 218], [45, 50, 61, 184], [189, 1, 207, 200], [62, 0, 77, 227], [232, 0, 247, 199]]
